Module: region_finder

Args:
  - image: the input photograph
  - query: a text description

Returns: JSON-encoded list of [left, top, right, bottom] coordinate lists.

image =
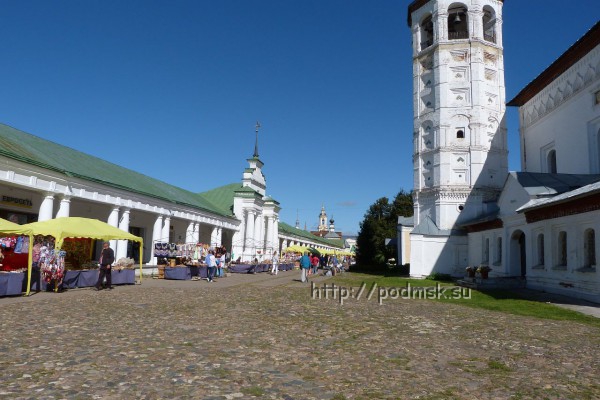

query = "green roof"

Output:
[[278, 222, 343, 248], [0, 123, 233, 218], [198, 183, 240, 216]]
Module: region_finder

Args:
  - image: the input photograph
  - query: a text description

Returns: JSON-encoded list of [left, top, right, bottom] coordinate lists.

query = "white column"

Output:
[[186, 222, 194, 243], [216, 227, 223, 247], [232, 220, 244, 263], [162, 215, 171, 243], [255, 215, 263, 256], [116, 208, 130, 261], [273, 218, 279, 255], [265, 216, 273, 256], [38, 194, 55, 222], [107, 206, 120, 252], [151, 214, 163, 264], [245, 211, 256, 258], [55, 196, 71, 218], [210, 226, 218, 247], [193, 223, 200, 243]]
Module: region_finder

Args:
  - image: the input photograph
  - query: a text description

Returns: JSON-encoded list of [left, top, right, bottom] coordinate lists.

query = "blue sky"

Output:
[[0, 1, 598, 235]]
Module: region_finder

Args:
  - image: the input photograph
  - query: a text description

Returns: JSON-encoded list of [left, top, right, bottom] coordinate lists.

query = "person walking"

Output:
[[95, 241, 115, 290], [311, 253, 319, 276], [270, 251, 279, 275], [206, 250, 216, 282], [299, 252, 311, 283]]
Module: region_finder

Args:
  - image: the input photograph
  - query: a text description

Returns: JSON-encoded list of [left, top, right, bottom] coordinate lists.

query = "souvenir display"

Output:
[[40, 247, 67, 290]]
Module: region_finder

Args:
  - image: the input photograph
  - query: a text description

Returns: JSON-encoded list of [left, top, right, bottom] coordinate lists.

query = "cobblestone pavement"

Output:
[[1, 270, 600, 399]]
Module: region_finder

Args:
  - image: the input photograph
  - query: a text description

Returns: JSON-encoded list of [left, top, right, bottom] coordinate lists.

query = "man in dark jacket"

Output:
[[95, 241, 115, 290]]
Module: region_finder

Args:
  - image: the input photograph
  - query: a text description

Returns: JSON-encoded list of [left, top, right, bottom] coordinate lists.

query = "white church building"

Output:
[[406, 0, 600, 303]]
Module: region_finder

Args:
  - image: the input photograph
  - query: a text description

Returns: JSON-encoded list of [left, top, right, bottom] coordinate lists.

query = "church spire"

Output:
[[253, 121, 261, 158]]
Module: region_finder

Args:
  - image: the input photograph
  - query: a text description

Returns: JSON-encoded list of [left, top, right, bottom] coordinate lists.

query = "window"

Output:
[[448, 5, 468, 40], [558, 231, 567, 267], [537, 233, 545, 266], [420, 15, 434, 50], [595, 90, 600, 105], [483, 238, 490, 263], [457, 129, 465, 139], [584, 229, 596, 267], [547, 150, 557, 173], [496, 237, 502, 263]]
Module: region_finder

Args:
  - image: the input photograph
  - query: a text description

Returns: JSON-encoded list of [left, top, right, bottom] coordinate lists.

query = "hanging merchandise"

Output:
[[40, 249, 67, 289]]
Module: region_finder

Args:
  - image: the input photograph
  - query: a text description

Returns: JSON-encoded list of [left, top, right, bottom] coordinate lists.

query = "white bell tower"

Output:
[[407, 0, 508, 276]]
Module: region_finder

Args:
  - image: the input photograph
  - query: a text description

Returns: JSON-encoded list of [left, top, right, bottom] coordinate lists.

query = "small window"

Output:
[[558, 231, 567, 267], [496, 237, 502, 263], [537, 233, 545, 266], [483, 238, 490, 263], [547, 150, 557, 173], [584, 229, 596, 267], [457, 129, 465, 139], [595, 90, 600, 105]]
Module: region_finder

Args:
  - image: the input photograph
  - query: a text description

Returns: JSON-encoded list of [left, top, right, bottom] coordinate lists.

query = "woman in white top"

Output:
[[219, 253, 226, 277], [270, 251, 279, 275]]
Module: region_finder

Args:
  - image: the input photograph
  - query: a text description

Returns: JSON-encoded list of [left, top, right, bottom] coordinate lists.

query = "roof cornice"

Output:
[[507, 21, 600, 107]]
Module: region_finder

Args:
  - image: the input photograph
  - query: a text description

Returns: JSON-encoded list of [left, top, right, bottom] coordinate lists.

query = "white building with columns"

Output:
[[0, 123, 342, 265], [407, 0, 508, 277]]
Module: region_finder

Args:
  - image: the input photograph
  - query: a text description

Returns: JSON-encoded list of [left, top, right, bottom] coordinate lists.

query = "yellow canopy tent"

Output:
[[21, 217, 144, 295], [0, 218, 30, 236], [283, 245, 307, 253]]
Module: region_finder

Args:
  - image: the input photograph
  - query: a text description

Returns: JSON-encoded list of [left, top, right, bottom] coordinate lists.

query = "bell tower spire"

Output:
[[253, 121, 261, 158]]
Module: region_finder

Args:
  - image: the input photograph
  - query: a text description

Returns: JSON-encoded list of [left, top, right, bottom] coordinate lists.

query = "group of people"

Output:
[[297, 252, 349, 282], [204, 248, 227, 282]]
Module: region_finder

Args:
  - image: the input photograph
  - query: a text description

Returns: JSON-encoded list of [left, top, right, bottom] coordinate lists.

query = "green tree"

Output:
[[356, 190, 413, 265]]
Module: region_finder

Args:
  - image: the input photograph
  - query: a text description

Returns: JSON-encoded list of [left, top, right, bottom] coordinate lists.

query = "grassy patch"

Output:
[[330, 394, 348, 400], [437, 289, 600, 327], [241, 386, 266, 397], [330, 273, 600, 326], [487, 359, 512, 372]]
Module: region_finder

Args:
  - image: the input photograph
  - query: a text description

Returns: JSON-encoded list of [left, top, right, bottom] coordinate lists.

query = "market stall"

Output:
[[20, 217, 144, 295], [0, 218, 34, 296]]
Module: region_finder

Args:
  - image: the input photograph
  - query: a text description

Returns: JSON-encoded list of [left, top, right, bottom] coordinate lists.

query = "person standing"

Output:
[[219, 252, 226, 277], [299, 252, 311, 283], [206, 250, 215, 282], [95, 241, 115, 290], [270, 251, 279, 275]]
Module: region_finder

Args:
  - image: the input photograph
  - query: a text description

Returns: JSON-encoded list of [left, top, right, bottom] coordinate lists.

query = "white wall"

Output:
[[520, 46, 600, 174]]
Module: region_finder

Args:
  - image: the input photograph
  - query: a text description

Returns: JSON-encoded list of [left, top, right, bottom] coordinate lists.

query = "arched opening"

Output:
[[420, 15, 434, 50], [547, 150, 557, 173], [584, 228, 596, 267], [448, 4, 469, 40], [456, 129, 465, 139], [510, 230, 526, 277], [482, 6, 496, 43]]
